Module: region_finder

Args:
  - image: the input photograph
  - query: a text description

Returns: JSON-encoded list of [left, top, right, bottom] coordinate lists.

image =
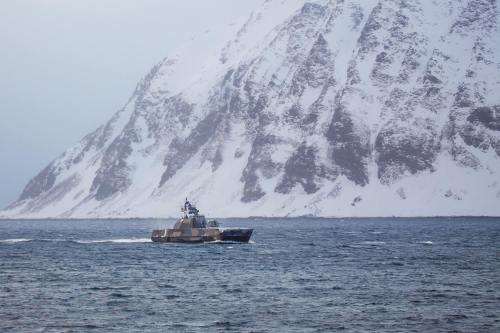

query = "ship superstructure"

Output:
[[151, 199, 253, 243]]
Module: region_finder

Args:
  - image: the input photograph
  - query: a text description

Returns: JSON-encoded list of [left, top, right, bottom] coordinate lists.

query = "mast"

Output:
[[182, 197, 189, 218]]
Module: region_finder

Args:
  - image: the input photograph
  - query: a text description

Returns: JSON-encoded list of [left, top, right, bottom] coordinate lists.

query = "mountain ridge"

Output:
[[2, 0, 500, 218]]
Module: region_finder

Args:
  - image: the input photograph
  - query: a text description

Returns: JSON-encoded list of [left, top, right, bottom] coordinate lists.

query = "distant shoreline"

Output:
[[0, 216, 499, 221]]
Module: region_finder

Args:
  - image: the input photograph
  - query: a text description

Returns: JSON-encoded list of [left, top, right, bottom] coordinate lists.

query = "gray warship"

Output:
[[151, 199, 253, 243]]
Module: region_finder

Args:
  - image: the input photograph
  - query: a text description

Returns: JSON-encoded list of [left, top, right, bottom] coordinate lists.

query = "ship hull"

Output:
[[151, 228, 253, 243], [220, 229, 253, 242]]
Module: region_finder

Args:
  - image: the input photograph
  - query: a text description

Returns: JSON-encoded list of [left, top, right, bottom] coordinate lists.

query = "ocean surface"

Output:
[[0, 217, 499, 332]]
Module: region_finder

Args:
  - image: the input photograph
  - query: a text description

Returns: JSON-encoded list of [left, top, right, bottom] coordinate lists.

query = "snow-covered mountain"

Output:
[[2, 0, 500, 218]]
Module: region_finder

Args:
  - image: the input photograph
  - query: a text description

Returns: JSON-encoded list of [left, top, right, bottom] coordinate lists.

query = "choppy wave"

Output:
[[1, 217, 497, 333]]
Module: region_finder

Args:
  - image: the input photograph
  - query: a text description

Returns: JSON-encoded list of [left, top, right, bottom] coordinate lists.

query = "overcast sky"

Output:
[[0, 0, 261, 208]]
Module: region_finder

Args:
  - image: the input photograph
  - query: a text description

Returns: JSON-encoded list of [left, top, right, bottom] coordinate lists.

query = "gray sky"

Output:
[[0, 0, 261, 208]]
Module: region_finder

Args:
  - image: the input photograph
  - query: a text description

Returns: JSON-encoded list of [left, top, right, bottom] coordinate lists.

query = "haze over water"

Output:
[[1, 217, 499, 332]]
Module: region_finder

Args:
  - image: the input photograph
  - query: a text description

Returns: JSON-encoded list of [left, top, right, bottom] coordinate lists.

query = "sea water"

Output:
[[0, 217, 499, 332]]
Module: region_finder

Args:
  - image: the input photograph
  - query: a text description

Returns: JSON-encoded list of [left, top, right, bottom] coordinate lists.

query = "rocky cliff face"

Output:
[[3, 0, 500, 218]]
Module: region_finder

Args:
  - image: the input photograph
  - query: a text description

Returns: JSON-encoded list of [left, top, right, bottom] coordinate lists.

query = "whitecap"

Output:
[[418, 241, 433, 245], [76, 238, 152, 244], [205, 240, 249, 244], [360, 241, 386, 245], [0, 238, 33, 244]]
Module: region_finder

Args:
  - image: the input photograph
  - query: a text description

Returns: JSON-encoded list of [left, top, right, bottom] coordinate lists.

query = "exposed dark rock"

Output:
[[290, 33, 334, 97], [234, 148, 244, 159], [19, 163, 58, 201], [22, 175, 80, 214], [246, 93, 268, 121], [384, 88, 408, 110], [466, 69, 476, 78], [303, 110, 319, 126], [371, 51, 393, 84], [241, 171, 265, 203], [284, 103, 303, 124], [132, 62, 163, 99], [346, 60, 361, 85], [401, 50, 450, 115], [326, 107, 370, 186], [467, 105, 500, 131], [454, 84, 474, 108], [451, 0, 497, 35], [275, 144, 319, 194], [285, 2, 330, 64], [459, 106, 500, 156], [398, 46, 421, 83], [350, 4, 364, 30], [72, 122, 112, 165], [328, 183, 342, 198], [241, 135, 281, 203], [351, 196, 362, 206], [300, 2, 325, 16], [396, 187, 406, 200], [91, 121, 139, 201], [375, 119, 440, 184], [450, 144, 482, 169], [460, 123, 491, 150], [444, 189, 462, 200], [472, 39, 493, 65], [423, 73, 442, 85], [160, 112, 225, 187], [147, 95, 194, 141], [357, 3, 383, 55]]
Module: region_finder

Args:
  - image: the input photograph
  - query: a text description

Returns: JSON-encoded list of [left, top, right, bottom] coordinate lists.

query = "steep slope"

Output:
[[2, 0, 500, 218]]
